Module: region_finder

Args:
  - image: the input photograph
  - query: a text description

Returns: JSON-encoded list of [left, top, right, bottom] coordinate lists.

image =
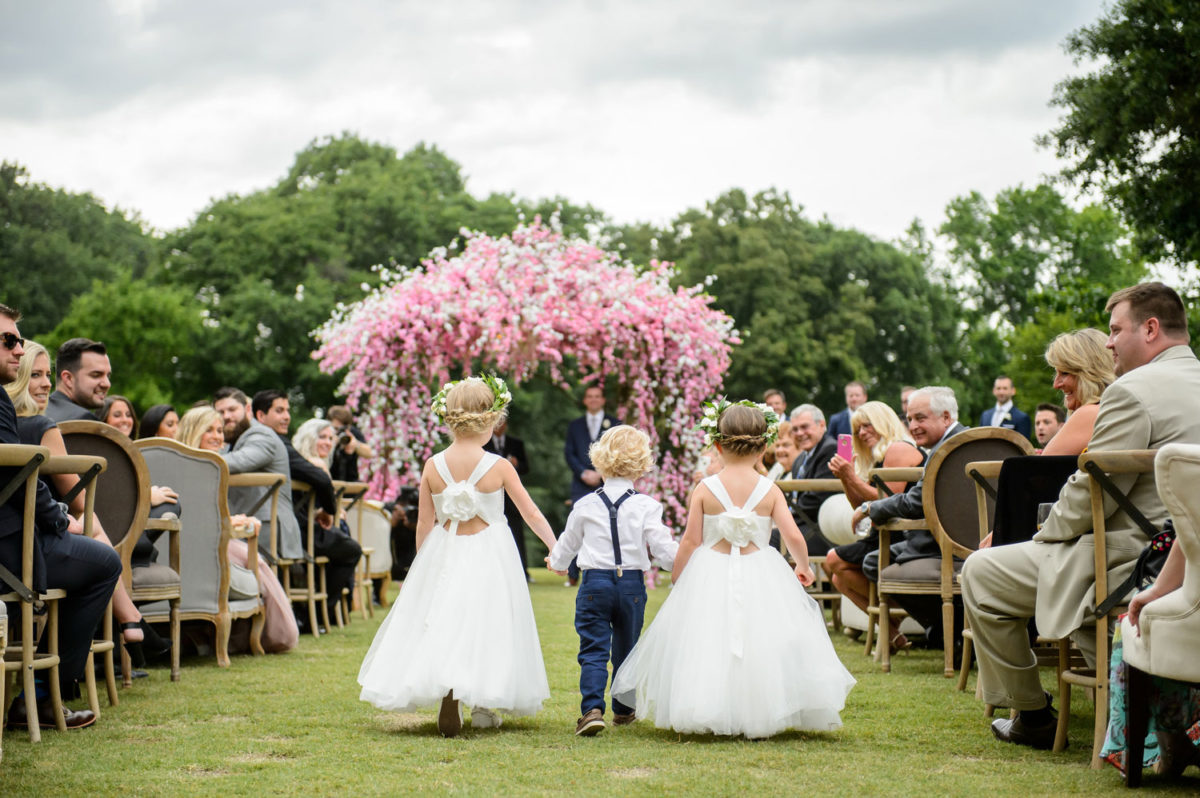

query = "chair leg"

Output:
[[46, 602, 65, 732], [249, 611, 266, 657], [378, 574, 392, 608], [1125, 664, 1149, 788], [84, 649, 100, 717], [863, 585, 877, 657], [957, 632, 973, 692], [215, 615, 232, 668], [1054, 643, 1071, 753], [103, 644, 118, 707], [1092, 676, 1109, 769], [120, 642, 132, 689], [170, 601, 181, 682], [878, 592, 891, 672], [942, 597, 955, 678]]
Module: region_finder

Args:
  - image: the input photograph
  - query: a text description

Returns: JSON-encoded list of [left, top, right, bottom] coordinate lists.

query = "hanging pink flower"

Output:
[[312, 220, 736, 532]]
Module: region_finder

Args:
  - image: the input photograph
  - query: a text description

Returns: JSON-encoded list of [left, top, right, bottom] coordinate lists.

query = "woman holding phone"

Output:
[[823, 401, 925, 651]]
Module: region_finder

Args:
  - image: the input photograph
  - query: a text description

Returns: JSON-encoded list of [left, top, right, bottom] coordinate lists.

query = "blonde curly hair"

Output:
[[589, 425, 653, 480], [444, 379, 505, 436]]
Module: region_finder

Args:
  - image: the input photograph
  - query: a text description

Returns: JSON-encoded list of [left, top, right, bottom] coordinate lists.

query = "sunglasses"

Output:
[[1, 332, 25, 351]]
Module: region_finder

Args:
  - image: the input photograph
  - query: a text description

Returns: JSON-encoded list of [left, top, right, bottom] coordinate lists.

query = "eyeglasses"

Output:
[[1, 332, 25, 351]]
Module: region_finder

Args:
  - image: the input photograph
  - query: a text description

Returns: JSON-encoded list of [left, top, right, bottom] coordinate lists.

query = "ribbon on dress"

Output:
[[719, 509, 758, 659]]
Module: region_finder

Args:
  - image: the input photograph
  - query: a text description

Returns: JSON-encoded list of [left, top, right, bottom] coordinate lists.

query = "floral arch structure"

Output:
[[313, 221, 736, 530]]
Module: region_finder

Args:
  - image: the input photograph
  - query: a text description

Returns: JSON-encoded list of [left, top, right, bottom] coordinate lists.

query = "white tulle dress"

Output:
[[358, 452, 550, 716], [611, 474, 856, 738]]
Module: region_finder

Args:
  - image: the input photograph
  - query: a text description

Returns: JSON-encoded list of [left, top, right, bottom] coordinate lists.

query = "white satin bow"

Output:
[[719, 509, 758, 549], [440, 482, 480, 523]]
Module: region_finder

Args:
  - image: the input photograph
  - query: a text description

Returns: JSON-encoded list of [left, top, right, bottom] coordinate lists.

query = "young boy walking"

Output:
[[548, 425, 678, 736]]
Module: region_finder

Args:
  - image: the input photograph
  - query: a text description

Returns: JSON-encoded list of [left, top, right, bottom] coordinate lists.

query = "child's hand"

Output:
[[794, 563, 815, 586], [544, 556, 567, 576]]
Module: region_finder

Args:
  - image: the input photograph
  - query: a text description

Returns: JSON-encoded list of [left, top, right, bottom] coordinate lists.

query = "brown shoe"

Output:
[[437, 691, 462, 738], [7, 699, 97, 730], [612, 712, 636, 726], [575, 708, 605, 736]]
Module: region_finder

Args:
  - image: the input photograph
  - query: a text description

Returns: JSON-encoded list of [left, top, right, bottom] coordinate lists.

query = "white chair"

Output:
[[1120, 443, 1200, 787]]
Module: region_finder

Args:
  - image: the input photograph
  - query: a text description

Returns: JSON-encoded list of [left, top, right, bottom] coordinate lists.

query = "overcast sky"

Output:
[[1, 0, 1108, 244]]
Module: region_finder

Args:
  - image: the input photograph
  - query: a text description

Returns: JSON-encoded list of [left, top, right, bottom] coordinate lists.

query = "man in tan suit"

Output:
[[962, 282, 1200, 749]]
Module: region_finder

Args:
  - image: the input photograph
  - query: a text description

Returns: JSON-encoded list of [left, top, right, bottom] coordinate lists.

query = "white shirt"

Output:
[[549, 477, 679, 572], [991, 401, 1014, 426], [586, 410, 604, 441]]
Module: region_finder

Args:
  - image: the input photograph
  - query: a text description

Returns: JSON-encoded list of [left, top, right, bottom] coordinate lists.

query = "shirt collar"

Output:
[[994, 400, 1013, 414], [602, 477, 634, 497]]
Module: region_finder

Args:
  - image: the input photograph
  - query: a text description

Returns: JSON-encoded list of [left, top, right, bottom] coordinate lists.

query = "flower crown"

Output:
[[696, 397, 780, 448], [430, 374, 512, 422]]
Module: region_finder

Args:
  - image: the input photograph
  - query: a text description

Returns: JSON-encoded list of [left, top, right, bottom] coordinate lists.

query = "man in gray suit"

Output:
[[44, 338, 111, 422], [851, 386, 966, 647], [213, 387, 303, 561], [963, 282, 1200, 749]]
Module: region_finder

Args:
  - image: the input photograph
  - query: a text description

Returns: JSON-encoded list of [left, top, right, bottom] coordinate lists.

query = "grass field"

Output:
[[2, 573, 1193, 796]]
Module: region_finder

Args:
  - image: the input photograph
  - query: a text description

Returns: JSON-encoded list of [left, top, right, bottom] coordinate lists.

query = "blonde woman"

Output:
[[5, 341, 171, 665], [823, 400, 925, 651], [293, 417, 336, 473], [178, 406, 298, 652], [1042, 328, 1115, 455]]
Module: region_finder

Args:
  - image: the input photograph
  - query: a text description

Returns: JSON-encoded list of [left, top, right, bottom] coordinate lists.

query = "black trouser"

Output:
[[312, 525, 363, 606], [2, 531, 121, 696]]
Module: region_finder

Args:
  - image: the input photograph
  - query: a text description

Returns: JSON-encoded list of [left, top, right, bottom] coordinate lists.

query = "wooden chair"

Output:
[[58, 421, 182, 683], [137, 439, 266, 666], [345, 500, 395, 614], [333, 480, 370, 620], [874, 427, 1034, 676], [0, 444, 66, 741], [777, 477, 845, 631], [1055, 449, 1157, 765], [287, 478, 332, 637], [1, 595, 6, 761], [1121, 443, 1200, 788], [39, 453, 118, 716]]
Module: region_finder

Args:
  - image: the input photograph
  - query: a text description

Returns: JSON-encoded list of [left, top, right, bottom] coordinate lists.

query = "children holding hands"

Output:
[[548, 425, 678, 736]]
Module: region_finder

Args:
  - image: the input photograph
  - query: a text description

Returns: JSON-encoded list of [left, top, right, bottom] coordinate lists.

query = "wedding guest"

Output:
[[1041, 328, 1115, 456], [45, 337, 110, 422], [178, 406, 298, 652], [762, 388, 787, 417], [562, 385, 620, 586], [765, 421, 795, 481], [98, 395, 138, 438], [979, 376, 1032, 439], [328, 405, 375, 482], [548, 425, 678, 736], [828, 381, 868, 438], [823, 401, 925, 648], [139, 404, 179, 439], [1033, 403, 1066, 447]]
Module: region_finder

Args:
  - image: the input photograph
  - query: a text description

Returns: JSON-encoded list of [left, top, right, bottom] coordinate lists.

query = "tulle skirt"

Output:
[[612, 545, 855, 738], [358, 521, 549, 715]]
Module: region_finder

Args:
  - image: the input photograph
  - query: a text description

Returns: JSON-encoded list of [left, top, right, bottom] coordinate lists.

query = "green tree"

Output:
[[0, 162, 157, 336], [43, 274, 207, 411], [1042, 0, 1200, 265]]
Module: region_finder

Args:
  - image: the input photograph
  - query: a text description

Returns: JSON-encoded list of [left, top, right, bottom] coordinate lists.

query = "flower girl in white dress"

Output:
[[358, 376, 559, 737], [612, 400, 856, 738]]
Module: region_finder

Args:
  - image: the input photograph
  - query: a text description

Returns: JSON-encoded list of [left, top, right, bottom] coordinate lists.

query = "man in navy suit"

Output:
[[979, 376, 1031, 440], [562, 386, 620, 585], [828, 380, 867, 439]]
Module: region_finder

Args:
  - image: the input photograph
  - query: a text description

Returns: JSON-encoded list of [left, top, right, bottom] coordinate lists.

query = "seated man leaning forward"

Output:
[[962, 282, 1200, 750], [850, 386, 965, 652]]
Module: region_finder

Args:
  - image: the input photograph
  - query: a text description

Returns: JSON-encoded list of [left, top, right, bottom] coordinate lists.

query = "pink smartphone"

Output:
[[837, 434, 853, 461]]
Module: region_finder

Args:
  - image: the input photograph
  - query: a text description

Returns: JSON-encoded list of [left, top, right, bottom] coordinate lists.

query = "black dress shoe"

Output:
[[991, 715, 1057, 750], [6, 699, 97, 730]]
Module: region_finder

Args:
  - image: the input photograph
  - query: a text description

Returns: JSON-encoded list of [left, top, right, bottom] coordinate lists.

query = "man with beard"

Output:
[[45, 338, 111, 423], [213, 387, 303, 562], [0, 304, 120, 730]]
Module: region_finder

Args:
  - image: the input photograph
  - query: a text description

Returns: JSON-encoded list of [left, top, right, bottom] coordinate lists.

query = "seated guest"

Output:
[[828, 381, 867, 438], [963, 282, 1200, 750], [0, 305, 121, 729], [327, 405, 374, 482], [139, 404, 179, 439], [787, 404, 838, 556], [213, 387, 303, 562], [1034, 403, 1066, 447], [177, 407, 298, 653], [765, 421, 795, 481], [253, 390, 361, 620], [762, 388, 787, 417], [98, 395, 138, 438], [5, 340, 169, 668], [824, 401, 926, 646], [850, 387, 966, 651], [293, 417, 336, 472], [1041, 328, 1116, 456], [44, 337, 111, 422]]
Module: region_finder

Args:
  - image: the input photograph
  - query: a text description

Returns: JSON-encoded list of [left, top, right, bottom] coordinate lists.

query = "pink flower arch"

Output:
[[313, 221, 736, 531]]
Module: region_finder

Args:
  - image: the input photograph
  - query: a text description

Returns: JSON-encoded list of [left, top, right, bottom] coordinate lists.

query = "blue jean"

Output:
[[575, 569, 645, 716]]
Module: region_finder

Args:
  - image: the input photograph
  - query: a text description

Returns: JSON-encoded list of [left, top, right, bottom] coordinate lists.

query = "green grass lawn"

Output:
[[2, 573, 1194, 796]]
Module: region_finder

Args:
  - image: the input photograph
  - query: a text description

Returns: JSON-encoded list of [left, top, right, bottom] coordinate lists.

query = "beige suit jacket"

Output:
[[1031, 345, 1200, 638]]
